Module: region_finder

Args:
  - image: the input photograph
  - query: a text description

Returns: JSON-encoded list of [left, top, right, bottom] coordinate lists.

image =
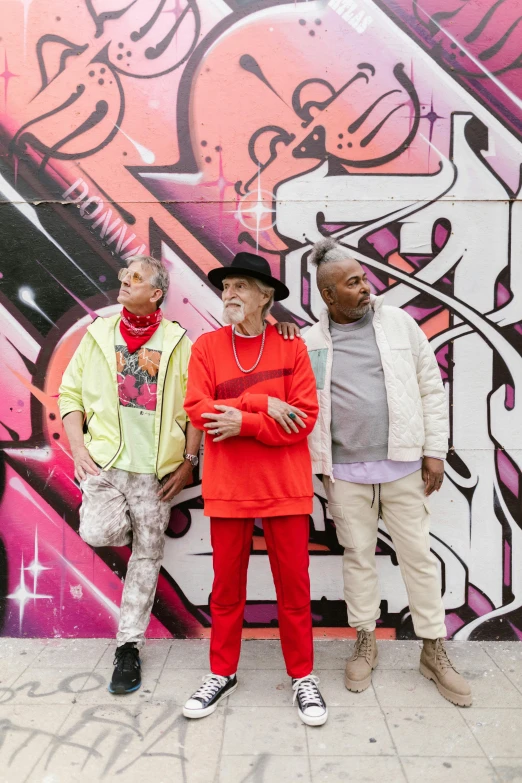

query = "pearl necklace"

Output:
[[232, 325, 266, 373]]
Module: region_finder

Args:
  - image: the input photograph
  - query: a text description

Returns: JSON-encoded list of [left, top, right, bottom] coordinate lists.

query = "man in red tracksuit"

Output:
[[182, 252, 328, 726]]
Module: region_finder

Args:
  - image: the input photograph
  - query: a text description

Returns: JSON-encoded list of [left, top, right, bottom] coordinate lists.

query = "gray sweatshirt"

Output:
[[330, 310, 389, 463]]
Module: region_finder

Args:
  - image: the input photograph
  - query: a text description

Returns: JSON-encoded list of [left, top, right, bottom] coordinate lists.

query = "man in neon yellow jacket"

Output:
[[59, 255, 201, 695]]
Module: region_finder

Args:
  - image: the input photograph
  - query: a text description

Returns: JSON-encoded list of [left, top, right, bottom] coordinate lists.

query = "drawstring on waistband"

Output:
[[370, 484, 382, 520]]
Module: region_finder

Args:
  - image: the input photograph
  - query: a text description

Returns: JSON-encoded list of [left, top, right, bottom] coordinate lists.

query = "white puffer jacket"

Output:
[[303, 296, 449, 479]]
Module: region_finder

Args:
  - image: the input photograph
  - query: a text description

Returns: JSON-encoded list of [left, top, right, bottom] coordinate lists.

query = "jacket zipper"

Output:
[[155, 331, 186, 476], [320, 312, 335, 481]]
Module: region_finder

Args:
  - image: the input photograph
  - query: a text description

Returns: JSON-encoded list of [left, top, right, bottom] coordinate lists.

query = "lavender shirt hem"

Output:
[[332, 459, 423, 485]]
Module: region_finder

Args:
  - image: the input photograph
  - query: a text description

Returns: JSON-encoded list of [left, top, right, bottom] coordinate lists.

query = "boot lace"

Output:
[[292, 675, 322, 708], [354, 631, 373, 663], [435, 639, 455, 672], [192, 674, 229, 701], [113, 645, 139, 673]]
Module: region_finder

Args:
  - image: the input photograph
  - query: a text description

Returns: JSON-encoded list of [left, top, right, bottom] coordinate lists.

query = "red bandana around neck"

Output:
[[119, 307, 163, 353]]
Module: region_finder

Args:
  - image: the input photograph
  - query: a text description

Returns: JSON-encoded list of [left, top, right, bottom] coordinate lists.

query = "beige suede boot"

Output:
[[344, 630, 378, 692], [420, 639, 472, 707]]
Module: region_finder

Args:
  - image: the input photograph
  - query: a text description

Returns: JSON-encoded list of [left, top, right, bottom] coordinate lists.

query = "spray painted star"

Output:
[[201, 149, 235, 235], [25, 528, 51, 595], [0, 52, 19, 107], [421, 95, 445, 143], [162, 0, 183, 17], [8, 554, 52, 631]]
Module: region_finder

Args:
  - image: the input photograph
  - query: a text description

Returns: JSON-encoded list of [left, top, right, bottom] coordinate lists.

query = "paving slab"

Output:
[[34, 639, 108, 668], [0, 662, 33, 693], [401, 756, 498, 783], [0, 638, 47, 665], [28, 701, 224, 782], [0, 668, 96, 706], [315, 668, 379, 707], [236, 639, 287, 670], [0, 639, 518, 782], [460, 668, 522, 709], [164, 639, 211, 669], [444, 642, 497, 671], [0, 704, 72, 783], [463, 708, 522, 758], [222, 705, 307, 755], [371, 641, 422, 670], [373, 669, 445, 708], [218, 668, 292, 707], [384, 707, 484, 757], [310, 756, 406, 782], [313, 640, 353, 671], [151, 667, 207, 706], [483, 643, 522, 694], [492, 758, 522, 782], [73, 669, 160, 704], [306, 706, 395, 757], [219, 754, 312, 783], [374, 666, 522, 710]]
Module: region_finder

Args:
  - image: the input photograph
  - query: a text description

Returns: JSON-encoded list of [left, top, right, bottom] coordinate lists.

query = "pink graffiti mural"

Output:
[[1, 0, 522, 641]]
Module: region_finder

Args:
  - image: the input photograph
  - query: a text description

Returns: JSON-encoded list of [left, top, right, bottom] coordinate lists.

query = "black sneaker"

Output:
[[183, 674, 237, 719], [108, 642, 141, 694], [292, 675, 328, 726]]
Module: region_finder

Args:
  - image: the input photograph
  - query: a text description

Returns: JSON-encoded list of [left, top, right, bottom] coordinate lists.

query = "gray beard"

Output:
[[222, 303, 245, 325], [336, 302, 370, 320]]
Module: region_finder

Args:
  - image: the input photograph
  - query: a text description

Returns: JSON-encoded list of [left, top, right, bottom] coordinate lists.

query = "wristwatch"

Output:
[[184, 452, 199, 468]]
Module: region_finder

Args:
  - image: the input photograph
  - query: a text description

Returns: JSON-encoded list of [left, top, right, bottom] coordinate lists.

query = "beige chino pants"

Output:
[[325, 469, 447, 639]]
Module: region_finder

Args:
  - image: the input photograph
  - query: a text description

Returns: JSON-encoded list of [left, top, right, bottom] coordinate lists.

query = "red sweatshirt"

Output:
[[184, 325, 319, 518]]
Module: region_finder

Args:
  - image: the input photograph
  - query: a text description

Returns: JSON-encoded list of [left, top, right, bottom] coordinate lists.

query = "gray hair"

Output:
[[309, 237, 354, 267], [252, 277, 275, 319], [126, 254, 169, 307], [309, 238, 359, 296]]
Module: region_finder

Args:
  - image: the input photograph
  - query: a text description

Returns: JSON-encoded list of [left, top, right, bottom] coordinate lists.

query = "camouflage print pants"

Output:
[[79, 468, 171, 649]]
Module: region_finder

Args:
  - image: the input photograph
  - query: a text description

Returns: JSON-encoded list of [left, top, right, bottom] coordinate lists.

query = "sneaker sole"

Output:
[[420, 663, 472, 707], [297, 707, 328, 727], [182, 681, 238, 719], [108, 682, 141, 695], [344, 654, 379, 693]]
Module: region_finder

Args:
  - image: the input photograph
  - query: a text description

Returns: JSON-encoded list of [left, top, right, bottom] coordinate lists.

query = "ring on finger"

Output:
[[288, 412, 297, 420]]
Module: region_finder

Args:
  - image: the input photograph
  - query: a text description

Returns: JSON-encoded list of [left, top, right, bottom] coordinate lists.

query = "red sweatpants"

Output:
[[209, 515, 314, 679]]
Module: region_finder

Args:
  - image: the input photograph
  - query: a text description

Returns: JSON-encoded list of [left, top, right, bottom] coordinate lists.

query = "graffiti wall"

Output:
[[0, 0, 521, 642]]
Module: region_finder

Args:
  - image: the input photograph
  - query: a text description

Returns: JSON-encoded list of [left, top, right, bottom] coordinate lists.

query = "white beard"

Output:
[[222, 302, 245, 325]]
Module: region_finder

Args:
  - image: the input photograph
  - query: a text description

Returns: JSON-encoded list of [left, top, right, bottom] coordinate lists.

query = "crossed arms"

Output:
[[183, 335, 319, 447]]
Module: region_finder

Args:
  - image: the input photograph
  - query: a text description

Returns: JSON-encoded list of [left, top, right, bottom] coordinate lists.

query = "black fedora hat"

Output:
[[207, 252, 289, 301]]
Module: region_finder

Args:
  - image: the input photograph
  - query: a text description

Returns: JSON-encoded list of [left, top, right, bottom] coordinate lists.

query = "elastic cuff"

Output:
[[244, 393, 269, 414], [423, 452, 446, 461], [240, 412, 260, 437], [61, 408, 85, 421]]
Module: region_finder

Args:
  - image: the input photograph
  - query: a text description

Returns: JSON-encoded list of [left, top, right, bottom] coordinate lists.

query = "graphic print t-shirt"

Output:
[[113, 327, 163, 473]]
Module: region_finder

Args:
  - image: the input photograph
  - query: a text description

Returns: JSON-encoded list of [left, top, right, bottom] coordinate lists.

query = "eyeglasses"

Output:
[[118, 268, 144, 285]]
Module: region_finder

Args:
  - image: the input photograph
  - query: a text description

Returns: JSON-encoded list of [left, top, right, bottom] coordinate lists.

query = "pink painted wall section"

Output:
[[1, 0, 521, 641]]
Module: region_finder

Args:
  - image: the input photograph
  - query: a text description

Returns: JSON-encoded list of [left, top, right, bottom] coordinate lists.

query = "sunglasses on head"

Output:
[[118, 268, 145, 285]]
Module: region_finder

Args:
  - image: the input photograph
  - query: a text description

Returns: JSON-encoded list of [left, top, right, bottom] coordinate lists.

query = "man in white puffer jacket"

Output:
[[304, 238, 471, 708]]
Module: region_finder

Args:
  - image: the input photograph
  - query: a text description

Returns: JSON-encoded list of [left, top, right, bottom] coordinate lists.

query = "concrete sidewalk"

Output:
[[0, 638, 521, 783]]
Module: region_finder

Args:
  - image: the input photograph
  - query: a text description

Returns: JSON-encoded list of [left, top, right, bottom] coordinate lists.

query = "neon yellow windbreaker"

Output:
[[58, 314, 191, 479]]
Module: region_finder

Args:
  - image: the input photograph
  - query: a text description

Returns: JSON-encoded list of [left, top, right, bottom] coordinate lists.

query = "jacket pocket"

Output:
[[309, 348, 328, 390]]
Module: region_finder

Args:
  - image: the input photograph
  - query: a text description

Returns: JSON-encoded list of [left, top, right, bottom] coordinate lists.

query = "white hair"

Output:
[[252, 277, 275, 319]]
